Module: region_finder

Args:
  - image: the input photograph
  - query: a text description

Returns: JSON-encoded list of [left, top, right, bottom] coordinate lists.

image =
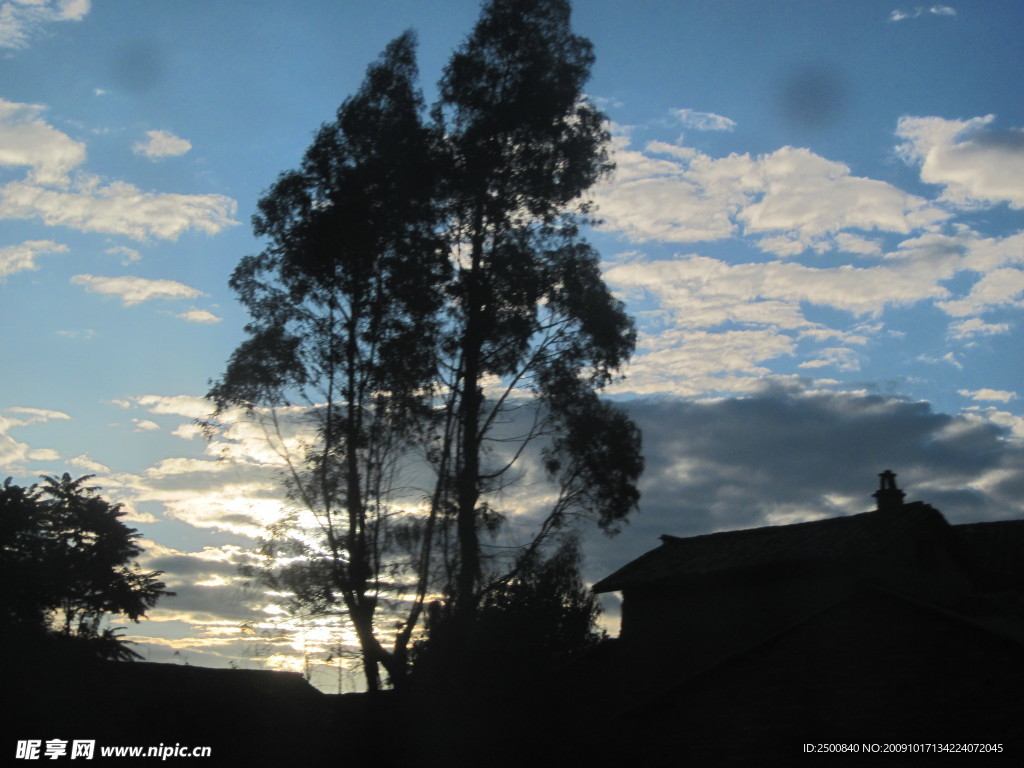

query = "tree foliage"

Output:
[[208, 31, 447, 691], [430, 0, 640, 622], [412, 536, 603, 688], [209, 0, 642, 688], [0, 474, 171, 661]]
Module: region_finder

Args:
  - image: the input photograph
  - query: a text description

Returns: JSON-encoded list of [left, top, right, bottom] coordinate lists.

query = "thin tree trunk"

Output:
[[454, 206, 487, 618]]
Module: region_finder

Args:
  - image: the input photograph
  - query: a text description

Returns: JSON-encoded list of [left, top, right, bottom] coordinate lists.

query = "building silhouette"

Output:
[[581, 471, 1024, 763]]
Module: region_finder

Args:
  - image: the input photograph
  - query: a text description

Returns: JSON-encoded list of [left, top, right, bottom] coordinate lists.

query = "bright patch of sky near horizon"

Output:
[[2, 0, 1024, 689]]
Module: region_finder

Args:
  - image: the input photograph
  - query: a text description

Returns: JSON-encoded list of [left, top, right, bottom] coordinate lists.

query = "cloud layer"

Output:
[[1, 176, 237, 240], [0, 239, 66, 277], [0, 98, 84, 184], [897, 115, 1024, 209], [0, 98, 237, 240], [0, 405, 69, 468], [594, 113, 1024, 397], [594, 129, 947, 251], [0, 0, 89, 50], [133, 129, 192, 160], [71, 274, 203, 305], [889, 6, 957, 22]]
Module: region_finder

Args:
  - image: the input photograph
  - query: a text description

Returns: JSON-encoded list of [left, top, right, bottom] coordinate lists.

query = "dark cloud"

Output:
[[156, 583, 263, 624], [141, 461, 278, 494], [147, 550, 258, 580], [581, 384, 1024, 584], [990, 455, 1024, 505], [972, 128, 1024, 152]]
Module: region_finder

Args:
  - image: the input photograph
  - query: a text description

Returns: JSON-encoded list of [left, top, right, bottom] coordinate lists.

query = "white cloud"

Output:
[[0, 0, 90, 49], [738, 147, 945, 251], [897, 115, 1024, 209], [964, 407, 1024, 440], [0, 98, 85, 185], [673, 108, 736, 132], [178, 308, 222, 324], [125, 394, 320, 471], [0, 406, 69, 468], [0, 99, 237, 240], [68, 453, 110, 473], [106, 245, 141, 263], [643, 141, 696, 161], [918, 351, 963, 369], [834, 233, 883, 257], [0, 175, 238, 240], [959, 389, 1017, 403], [56, 328, 96, 340], [129, 394, 213, 420], [6, 406, 70, 424], [0, 239, 66, 277], [172, 423, 203, 441], [594, 115, 1024, 397], [128, 459, 287, 538], [77, 399, 304, 538], [611, 327, 797, 396], [890, 6, 957, 22], [948, 317, 1010, 339], [601, 238, 977, 395], [71, 273, 204, 305], [24, 447, 61, 462], [889, 229, 1024, 320], [937, 267, 1024, 317], [958, 229, 1024, 273], [594, 132, 946, 250], [592, 136, 739, 243], [606, 253, 951, 324], [133, 129, 192, 159], [798, 347, 862, 372]]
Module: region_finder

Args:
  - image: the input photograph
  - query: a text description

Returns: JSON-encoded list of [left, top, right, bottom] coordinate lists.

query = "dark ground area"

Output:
[[4, 640, 1022, 767]]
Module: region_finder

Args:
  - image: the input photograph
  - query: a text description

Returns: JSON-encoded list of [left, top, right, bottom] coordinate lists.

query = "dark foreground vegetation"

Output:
[[13, 477, 1023, 766], [1, 474, 170, 662], [6, 617, 1024, 768]]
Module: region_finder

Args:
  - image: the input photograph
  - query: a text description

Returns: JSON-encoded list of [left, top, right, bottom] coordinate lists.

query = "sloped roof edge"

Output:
[[593, 502, 948, 593]]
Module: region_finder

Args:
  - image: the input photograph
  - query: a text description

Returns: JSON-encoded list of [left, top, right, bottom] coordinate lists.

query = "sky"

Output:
[[2, 0, 1024, 691]]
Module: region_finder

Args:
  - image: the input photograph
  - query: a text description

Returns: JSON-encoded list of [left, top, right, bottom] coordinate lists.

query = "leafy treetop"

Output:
[[0, 474, 171, 661]]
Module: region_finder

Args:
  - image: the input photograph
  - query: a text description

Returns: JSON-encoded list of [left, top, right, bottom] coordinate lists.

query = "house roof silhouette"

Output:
[[594, 470, 1022, 598], [576, 471, 1024, 761], [593, 500, 948, 593]]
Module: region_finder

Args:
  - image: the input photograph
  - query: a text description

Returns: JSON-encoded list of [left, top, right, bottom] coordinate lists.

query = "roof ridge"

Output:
[[658, 501, 941, 545], [595, 503, 948, 593]]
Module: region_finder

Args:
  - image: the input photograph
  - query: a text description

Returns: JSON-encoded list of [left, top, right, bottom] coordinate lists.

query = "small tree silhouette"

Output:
[[0, 474, 172, 660], [412, 536, 603, 690]]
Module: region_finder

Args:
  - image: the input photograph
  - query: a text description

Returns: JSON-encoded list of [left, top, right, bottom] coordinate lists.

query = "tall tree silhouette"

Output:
[[209, 0, 641, 688], [207, 32, 447, 692], [433, 0, 641, 620]]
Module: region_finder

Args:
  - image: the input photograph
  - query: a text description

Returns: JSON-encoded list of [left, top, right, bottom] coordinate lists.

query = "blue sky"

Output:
[[2, 1, 1023, 689]]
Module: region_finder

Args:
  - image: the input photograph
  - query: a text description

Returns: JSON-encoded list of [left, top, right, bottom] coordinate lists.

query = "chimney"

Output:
[[873, 469, 905, 511]]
